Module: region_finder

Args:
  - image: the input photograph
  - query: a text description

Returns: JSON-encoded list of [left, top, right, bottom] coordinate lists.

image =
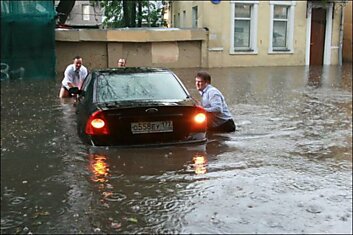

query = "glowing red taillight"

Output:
[[194, 113, 206, 124], [91, 118, 105, 129], [85, 110, 109, 135], [191, 106, 207, 131]]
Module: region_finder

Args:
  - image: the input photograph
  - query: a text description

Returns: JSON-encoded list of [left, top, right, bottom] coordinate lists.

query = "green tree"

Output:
[[91, 0, 167, 28]]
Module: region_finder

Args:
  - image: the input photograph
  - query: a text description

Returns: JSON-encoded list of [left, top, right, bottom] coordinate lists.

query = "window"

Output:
[[269, 1, 296, 53], [174, 13, 180, 27], [230, 1, 258, 53], [177, 13, 180, 27], [82, 4, 90, 21], [182, 10, 186, 27], [97, 72, 188, 102], [192, 6, 198, 28]]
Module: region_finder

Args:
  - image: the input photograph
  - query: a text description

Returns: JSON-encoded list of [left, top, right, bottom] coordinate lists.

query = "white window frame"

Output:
[[82, 4, 90, 21], [230, 1, 259, 54], [268, 1, 296, 54]]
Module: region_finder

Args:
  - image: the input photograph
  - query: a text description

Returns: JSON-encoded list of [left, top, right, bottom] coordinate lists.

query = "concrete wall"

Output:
[[343, 1, 352, 63], [55, 28, 208, 74]]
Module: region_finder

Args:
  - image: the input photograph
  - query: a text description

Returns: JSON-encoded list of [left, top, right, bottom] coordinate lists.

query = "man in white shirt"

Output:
[[195, 71, 236, 132], [59, 56, 88, 98]]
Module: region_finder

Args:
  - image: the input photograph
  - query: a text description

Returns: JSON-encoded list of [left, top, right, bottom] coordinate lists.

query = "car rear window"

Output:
[[96, 71, 188, 102]]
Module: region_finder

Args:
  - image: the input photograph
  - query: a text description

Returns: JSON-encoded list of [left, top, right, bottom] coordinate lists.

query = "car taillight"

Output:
[[91, 118, 105, 129], [194, 113, 206, 124], [191, 107, 207, 131], [85, 110, 109, 135]]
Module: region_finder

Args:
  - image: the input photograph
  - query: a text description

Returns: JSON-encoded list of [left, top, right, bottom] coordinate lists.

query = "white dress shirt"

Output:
[[61, 64, 88, 89], [199, 84, 233, 127]]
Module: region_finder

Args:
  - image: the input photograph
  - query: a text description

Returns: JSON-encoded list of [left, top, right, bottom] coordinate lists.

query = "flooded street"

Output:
[[1, 65, 352, 234]]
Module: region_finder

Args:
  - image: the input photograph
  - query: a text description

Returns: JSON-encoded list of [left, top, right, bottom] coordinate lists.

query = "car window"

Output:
[[96, 72, 188, 102]]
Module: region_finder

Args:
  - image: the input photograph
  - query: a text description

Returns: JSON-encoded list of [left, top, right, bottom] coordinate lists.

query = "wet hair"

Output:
[[196, 71, 211, 83]]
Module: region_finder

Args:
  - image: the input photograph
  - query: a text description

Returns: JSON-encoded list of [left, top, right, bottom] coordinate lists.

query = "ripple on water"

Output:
[[0, 211, 25, 230], [103, 191, 127, 202], [9, 196, 26, 205], [143, 197, 163, 208], [163, 200, 181, 211], [143, 214, 183, 234]]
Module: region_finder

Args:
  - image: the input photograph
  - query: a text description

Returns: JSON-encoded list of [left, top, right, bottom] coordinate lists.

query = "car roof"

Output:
[[92, 67, 172, 75]]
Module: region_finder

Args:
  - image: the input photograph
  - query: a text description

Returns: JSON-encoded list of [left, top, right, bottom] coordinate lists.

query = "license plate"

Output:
[[131, 121, 173, 134]]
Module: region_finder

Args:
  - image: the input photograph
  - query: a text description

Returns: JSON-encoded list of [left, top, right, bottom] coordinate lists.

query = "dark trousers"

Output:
[[208, 119, 236, 133]]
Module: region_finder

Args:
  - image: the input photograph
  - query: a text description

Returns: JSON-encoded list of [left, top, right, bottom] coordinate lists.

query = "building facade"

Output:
[[168, 0, 347, 67], [54, 0, 103, 28]]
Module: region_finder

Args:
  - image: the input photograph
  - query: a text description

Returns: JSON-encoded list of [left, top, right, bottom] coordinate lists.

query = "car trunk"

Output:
[[90, 102, 206, 146]]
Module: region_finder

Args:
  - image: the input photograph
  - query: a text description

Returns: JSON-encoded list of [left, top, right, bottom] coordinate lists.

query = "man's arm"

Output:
[[63, 66, 75, 88], [78, 67, 88, 89]]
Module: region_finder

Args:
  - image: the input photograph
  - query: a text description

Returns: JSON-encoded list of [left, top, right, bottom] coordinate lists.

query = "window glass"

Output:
[[272, 5, 289, 49], [182, 10, 186, 27], [82, 4, 90, 21], [273, 21, 287, 48], [97, 72, 188, 102], [192, 6, 198, 28], [234, 20, 250, 48], [274, 5, 288, 19], [177, 13, 180, 27], [234, 4, 251, 18]]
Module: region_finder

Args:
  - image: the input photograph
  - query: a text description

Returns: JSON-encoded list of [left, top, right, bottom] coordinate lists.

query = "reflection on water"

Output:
[[84, 146, 210, 233], [1, 64, 352, 234], [87, 145, 208, 177], [89, 154, 110, 183], [193, 153, 207, 175]]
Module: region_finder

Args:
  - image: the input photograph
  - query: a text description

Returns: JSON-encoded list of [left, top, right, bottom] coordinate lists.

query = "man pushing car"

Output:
[[59, 56, 88, 98]]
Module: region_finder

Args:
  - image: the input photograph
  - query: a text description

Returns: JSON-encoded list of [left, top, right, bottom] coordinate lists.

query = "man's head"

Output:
[[73, 56, 83, 70], [195, 71, 211, 91], [117, 58, 126, 67]]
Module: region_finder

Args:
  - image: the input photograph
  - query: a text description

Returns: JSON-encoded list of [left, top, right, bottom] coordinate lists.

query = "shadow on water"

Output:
[[1, 64, 352, 234]]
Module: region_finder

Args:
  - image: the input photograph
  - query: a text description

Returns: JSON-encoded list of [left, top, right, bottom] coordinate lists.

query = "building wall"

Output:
[[343, 1, 352, 62], [55, 1, 347, 72], [55, 28, 208, 74], [54, 0, 103, 27], [171, 1, 343, 67]]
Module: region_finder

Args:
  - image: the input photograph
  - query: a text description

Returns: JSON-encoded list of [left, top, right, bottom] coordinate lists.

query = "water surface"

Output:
[[1, 65, 352, 234]]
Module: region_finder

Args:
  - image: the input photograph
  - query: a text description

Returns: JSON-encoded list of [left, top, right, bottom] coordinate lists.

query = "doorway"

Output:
[[310, 8, 326, 65]]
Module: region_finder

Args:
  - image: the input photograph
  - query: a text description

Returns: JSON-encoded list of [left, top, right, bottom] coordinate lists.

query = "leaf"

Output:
[[126, 217, 138, 223]]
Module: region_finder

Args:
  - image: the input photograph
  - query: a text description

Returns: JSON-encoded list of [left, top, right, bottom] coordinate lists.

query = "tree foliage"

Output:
[[91, 0, 167, 28]]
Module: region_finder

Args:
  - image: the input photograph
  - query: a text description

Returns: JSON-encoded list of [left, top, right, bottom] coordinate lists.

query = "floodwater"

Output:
[[1, 64, 352, 234]]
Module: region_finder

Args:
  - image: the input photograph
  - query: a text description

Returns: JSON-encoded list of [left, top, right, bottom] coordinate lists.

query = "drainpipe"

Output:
[[338, 5, 344, 65]]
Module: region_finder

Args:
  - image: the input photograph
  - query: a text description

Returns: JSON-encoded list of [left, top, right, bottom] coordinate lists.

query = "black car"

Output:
[[75, 67, 207, 147]]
